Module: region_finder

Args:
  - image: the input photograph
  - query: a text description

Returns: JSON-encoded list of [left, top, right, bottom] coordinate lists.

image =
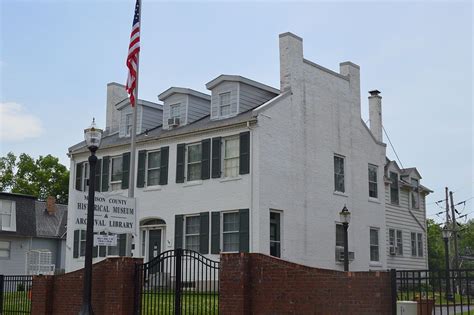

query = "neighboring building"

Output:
[[0, 193, 67, 275], [65, 32, 430, 272]]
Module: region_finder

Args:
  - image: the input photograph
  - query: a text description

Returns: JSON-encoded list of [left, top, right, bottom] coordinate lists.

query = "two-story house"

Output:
[[65, 32, 430, 272]]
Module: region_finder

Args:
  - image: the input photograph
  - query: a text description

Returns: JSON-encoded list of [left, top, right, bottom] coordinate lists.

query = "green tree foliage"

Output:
[[0, 152, 69, 204], [427, 219, 446, 270]]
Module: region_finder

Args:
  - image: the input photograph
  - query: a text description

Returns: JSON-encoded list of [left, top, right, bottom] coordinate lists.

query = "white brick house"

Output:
[[65, 32, 430, 272]]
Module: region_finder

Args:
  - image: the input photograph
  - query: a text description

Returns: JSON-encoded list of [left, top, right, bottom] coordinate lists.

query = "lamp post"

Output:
[[339, 205, 351, 272], [79, 118, 103, 315], [442, 225, 454, 301]]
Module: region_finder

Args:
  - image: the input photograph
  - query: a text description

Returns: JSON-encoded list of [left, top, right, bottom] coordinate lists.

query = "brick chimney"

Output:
[[46, 196, 57, 215], [368, 90, 383, 142]]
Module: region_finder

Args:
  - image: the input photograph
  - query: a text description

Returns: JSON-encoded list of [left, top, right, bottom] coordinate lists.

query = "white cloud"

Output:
[[0, 102, 44, 141]]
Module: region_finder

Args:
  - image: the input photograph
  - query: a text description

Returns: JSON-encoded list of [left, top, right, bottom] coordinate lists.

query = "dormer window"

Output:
[[411, 178, 420, 209], [170, 104, 181, 119], [219, 92, 231, 116], [125, 113, 132, 137]]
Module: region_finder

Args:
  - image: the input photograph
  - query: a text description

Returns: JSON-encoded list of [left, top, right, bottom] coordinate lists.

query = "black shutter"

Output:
[[119, 234, 127, 256], [75, 163, 83, 191], [176, 144, 185, 183], [73, 230, 79, 258], [102, 156, 110, 192], [121, 152, 130, 189], [239, 131, 250, 174], [175, 215, 184, 249], [211, 212, 220, 254], [94, 159, 102, 192], [199, 212, 209, 254], [239, 209, 250, 253], [211, 137, 221, 178], [137, 150, 146, 188], [201, 139, 211, 180], [160, 146, 169, 185]]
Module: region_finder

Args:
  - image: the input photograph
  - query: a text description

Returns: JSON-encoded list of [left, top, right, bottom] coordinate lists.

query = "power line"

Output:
[[382, 125, 404, 169]]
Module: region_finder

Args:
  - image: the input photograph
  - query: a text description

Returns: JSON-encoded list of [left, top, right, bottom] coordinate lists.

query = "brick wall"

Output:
[[31, 257, 142, 315], [220, 253, 392, 315]]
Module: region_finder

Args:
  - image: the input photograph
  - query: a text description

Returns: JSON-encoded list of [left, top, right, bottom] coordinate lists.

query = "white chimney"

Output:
[[279, 32, 303, 93], [368, 90, 383, 142], [106, 82, 128, 133]]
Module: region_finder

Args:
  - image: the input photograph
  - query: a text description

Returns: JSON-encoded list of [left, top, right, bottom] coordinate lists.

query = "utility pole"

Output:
[[449, 191, 459, 270]]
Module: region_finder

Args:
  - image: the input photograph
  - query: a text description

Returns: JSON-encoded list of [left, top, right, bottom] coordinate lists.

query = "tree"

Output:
[[0, 152, 69, 204], [427, 219, 445, 270]]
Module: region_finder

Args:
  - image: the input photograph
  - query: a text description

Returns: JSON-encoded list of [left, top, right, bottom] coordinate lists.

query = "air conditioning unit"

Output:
[[336, 248, 355, 261], [389, 246, 397, 256], [168, 117, 180, 127]]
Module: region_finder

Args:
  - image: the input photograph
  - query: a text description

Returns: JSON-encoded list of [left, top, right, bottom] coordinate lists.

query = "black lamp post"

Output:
[[79, 119, 103, 315], [339, 205, 351, 272], [442, 225, 454, 301]]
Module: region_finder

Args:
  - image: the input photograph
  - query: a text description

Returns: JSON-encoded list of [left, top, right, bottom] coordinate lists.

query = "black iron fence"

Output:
[[0, 275, 33, 314], [393, 269, 473, 315], [135, 248, 219, 315]]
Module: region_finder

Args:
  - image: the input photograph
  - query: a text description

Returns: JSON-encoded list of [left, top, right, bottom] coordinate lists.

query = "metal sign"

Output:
[[94, 234, 117, 247], [72, 191, 136, 234]]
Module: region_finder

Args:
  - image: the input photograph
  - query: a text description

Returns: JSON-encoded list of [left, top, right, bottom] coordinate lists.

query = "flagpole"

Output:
[[128, 0, 141, 200]]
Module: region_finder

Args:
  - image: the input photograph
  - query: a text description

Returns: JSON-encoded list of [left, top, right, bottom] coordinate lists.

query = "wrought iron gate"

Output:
[[134, 249, 219, 315]]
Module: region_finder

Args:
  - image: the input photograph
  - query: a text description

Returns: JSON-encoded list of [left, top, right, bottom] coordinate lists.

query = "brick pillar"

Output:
[[219, 253, 251, 315], [31, 275, 54, 315]]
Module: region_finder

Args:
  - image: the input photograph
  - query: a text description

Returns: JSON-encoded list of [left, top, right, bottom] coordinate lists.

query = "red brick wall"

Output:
[[31, 257, 142, 315], [220, 253, 392, 315]]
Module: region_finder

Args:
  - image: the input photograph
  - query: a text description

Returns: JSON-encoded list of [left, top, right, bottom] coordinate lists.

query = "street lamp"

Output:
[[339, 205, 351, 272], [80, 118, 103, 315], [442, 225, 454, 301]]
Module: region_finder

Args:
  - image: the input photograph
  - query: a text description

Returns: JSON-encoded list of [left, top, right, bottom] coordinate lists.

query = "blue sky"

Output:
[[0, 1, 472, 221]]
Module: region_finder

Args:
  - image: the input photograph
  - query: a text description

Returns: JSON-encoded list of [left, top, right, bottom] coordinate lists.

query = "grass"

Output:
[[2, 291, 32, 314], [140, 291, 219, 314]]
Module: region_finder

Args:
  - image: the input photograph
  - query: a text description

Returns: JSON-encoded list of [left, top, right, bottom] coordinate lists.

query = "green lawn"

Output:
[[140, 291, 218, 314], [2, 291, 31, 314]]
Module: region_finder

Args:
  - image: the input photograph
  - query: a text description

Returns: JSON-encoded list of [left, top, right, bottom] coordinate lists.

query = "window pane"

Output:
[[147, 169, 160, 186], [223, 213, 239, 232], [148, 151, 161, 169], [186, 216, 200, 234], [223, 233, 239, 252], [111, 157, 123, 182], [336, 224, 344, 247]]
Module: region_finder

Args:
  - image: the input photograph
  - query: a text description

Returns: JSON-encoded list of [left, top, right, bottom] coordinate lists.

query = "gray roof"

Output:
[[34, 201, 68, 239], [69, 110, 257, 154]]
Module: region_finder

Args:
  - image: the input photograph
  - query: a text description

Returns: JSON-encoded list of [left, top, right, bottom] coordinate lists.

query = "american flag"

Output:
[[126, 0, 141, 107]]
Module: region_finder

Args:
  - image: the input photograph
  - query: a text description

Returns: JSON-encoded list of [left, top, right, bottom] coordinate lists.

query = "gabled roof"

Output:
[[206, 74, 280, 95], [158, 87, 211, 101], [34, 201, 68, 239]]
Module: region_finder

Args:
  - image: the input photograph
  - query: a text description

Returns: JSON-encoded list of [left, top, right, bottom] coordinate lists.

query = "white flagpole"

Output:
[[128, 0, 141, 200]]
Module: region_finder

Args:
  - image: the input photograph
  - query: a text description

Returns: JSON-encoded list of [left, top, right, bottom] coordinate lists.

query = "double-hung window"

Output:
[[222, 212, 239, 252], [411, 232, 423, 257], [170, 104, 180, 119], [370, 228, 379, 262], [0, 241, 11, 259], [389, 228, 403, 256], [110, 156, 123, 190], [219, 92, 231, 117], [334, 155, 345, 193], [0, 200, 15, 231], [187, 143, 202, 181], [223, 136, 239, 178], [147, 150, 161, 186], [184, 216, 200, 252], [411, 178, 420, 209], [390, 172, 399, 205], [368, 164, 378, 198], [270, 211, 281, 258]]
